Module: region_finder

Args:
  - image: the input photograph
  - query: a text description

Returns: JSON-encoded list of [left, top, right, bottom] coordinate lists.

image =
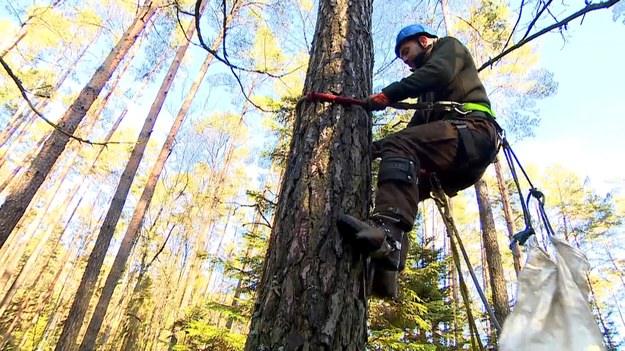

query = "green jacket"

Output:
[[382, 36, 491, 125]]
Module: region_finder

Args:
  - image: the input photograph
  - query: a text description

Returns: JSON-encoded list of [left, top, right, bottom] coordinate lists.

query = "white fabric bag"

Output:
[[499, 236, 606, 351]]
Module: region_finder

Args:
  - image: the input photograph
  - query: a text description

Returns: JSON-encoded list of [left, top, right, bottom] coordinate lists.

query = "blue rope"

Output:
[[500, 137, 555, 246]]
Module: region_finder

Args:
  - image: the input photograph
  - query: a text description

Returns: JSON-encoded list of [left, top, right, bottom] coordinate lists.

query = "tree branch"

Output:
[[478, 0, 621, 72], [0, 56, 133, 146], [503, 0, 526, 49], [146, 224, 177, 269]]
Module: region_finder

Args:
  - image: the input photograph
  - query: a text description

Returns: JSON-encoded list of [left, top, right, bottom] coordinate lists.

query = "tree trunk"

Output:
[[244, 0, 374, 349], [588, 276, 618, 350], [474, 179, 510, 330], [77, 6, 216, 348], [0, 66, 133, 294], [0, 191, 84, 318], [494, 157, 522, 274], [118, 271, 149, 351], [0, 137, 45, 193], [0, 0, 160, 248]]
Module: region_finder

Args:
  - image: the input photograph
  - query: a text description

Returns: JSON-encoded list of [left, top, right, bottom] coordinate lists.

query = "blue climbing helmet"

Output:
[[394, 24, 438, 57]]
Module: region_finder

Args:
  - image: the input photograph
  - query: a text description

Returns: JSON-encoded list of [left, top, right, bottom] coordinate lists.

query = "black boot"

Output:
[[337, 213, 405, 271]]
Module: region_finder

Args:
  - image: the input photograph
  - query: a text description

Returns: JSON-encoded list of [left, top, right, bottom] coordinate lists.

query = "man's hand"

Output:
[[363, 93, 390, 111]]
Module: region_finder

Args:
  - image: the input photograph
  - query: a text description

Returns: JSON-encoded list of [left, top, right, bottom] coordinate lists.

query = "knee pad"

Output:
[[378, 157, 418, 185]]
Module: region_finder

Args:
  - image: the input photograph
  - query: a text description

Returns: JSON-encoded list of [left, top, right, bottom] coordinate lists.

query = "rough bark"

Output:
[[244, 0, 374, 349], [474, 179, 510, 330], [0, 0, 160, 248]]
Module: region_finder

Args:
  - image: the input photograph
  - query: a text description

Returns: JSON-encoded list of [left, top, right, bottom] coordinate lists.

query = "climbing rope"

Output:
[[430, 176, 502, 335], [499, 135, 555, 246]]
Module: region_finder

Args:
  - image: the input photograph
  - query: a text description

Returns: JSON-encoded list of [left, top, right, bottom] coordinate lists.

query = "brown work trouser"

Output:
[[372, 116, 499, 230], [370, 116, 499, 298]]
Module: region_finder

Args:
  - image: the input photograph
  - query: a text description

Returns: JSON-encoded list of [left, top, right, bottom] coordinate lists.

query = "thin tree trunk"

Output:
[[0, 31, 26, 58], [0, 0, 160, 248], [0, 137, 45, 193], [474, 179, 510, 332], [612, 295, 625, 331], [225, 226, 257, 331], [244, 0, 374, 348], [588, 277, 617, 350], [0, 74, 132, 294], [120, 270, 151, 351], [59, 10, 210, 351], [0, 91, 38, 156], [0, 57, 152, 300], [494, 158, 522, 274], [0, 193, 84, 318]]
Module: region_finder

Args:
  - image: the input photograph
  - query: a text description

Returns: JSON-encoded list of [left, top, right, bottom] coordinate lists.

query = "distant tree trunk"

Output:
[[56, 11, 203, 351], [120, 271, 151, 351], [0, 191, 83, 318], [244, 0, 374, 349], [0, 137, 45, 193], [78, 6, 217, 348], [0, 0, 160, 248], [474, 179, 510, 331], [0, 52, 135, 294], [588, 276, 618, 350], [494, 157, 522, 274]]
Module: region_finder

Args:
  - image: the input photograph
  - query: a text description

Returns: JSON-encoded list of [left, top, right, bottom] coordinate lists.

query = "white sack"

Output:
[[499, 236, 606, 351]]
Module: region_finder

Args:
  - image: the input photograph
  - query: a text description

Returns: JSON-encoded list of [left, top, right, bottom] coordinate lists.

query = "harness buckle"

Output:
[[431, 101, 461, 112], [453, 106, 470, 115]]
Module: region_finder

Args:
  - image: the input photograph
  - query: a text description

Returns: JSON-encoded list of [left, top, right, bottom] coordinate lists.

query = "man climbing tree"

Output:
[[243, 0, 374, 350], [339, 24, 500, 299]]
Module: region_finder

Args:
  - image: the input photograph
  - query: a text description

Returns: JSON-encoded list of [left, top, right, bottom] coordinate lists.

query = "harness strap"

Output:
[[461, 102, 496, 118], [446, 119, 479, 165]]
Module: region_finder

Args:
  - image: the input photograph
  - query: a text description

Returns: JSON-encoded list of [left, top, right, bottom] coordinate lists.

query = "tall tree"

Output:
[[475, 179, 510, 329], [0, 0, 161, 247], [244, 0, 374, 349]]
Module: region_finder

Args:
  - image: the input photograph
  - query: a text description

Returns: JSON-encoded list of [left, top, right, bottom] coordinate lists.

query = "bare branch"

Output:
[[503, 0, 526, 49], [146, 224, 177, 269], [522, 0, 555, 41], [0, 56, 133, 146], [478, 0, 621, 72]]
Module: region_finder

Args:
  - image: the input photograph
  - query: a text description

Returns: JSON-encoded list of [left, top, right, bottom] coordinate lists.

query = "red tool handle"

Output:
[[306, 92, 365, 106]]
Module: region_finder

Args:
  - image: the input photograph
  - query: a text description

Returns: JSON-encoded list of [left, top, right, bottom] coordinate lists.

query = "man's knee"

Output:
[[378, 157, 419, 185]]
